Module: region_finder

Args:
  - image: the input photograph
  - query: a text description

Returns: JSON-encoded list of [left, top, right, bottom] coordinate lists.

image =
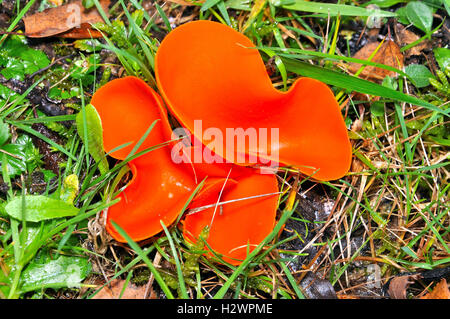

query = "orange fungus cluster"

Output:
[[90, 20, 351, 265]]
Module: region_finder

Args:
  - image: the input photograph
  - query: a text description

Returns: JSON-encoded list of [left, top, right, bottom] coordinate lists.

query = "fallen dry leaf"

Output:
[[348, 40, 404, 82], [388, 274, 421, 299], [394, 23, 430, 58], [58, 23, 103, 38], [92, 279, 149, 299], [420, 279, 450, 299], [23, 0, 110, 38]]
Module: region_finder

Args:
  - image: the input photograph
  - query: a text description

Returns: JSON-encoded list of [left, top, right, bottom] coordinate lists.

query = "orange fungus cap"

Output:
[[155, 20, 352, 181], [91, 77, 197, 241], [91, 76, 280, 261]]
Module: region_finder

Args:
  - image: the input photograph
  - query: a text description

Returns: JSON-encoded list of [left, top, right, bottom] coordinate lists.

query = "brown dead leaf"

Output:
[[58, 23, 103, 38], [394, 23, 430, 58], [388, 274, 421, 299], [23, 0, 110, 38], [352, 92, 381, 104], [92, 279, 150, 299], [348, 40, 404, 82], [420, 279, 450, 299]]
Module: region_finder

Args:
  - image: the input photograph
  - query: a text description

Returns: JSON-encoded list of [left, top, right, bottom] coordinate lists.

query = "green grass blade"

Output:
[[0, 0, 36, 46], [160, 222, 189, 299], [86, 245, 155, 298], [282, 58, 448, 116], [110, 220, 175, 299], [118, 0, 155, 70], [12, 122, 77, 161], [155, 3, 172, 31], [201, 0, 222, 12], [274, 0, 396, 17], [92, 0, 111, 26], [7, 115, 77, 125], [213, 203, 297, 299], [125, 120, 159, 160], [279, 262, 305, 299]]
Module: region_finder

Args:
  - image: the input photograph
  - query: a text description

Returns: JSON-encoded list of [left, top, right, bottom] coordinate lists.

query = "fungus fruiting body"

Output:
[[91, 76, 197, 242], [184, 172, 279, 265], [155, 20, 352, 181], [90, 20, 352, 265], [91, 76, 279, 263]]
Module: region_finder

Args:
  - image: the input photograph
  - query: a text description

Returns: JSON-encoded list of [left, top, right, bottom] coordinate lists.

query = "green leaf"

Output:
[[0, 36, 50, 80], [433, 47, 450, 71], [41, 169, 57, 183], [404, 64, 435, 88], [1, 57, 25, 80], [5, 195, 79, 222], [424, 0, 445, 10], [19, 255, 91, 293], [131, 8, 145, 28], [74, 39, 102, 53], [70, 54, 101, 86], [0, 143, 27, 177], [0, 119, 10, 146], [0, 35, 28, 56], [0, 83, 22, 109], [395, 6, 410, 25], [445, 0, 450, 16], [0, 135, 42, 176], [82, 0, 95, 9], [76, 104, 109, 175], [371, 101, 385, 117], [48, 87, 73, 100], [0, 84, 18, 100], [272, 0, 397, 17], [405, 1, 433, 33], [19, 49, 50, 75], [382, 76, 398, 90]]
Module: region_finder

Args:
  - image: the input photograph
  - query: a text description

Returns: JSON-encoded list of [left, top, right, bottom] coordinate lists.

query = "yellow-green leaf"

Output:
[[76, 103, 109, 175], [5, 195, 79, 222]]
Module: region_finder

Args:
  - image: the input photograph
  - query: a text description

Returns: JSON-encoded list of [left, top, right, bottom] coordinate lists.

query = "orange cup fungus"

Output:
[[91, 76, 196, 242], [90, 20, 351, 265], [155, 20, 352, 181], [91, 76, 279, 264]]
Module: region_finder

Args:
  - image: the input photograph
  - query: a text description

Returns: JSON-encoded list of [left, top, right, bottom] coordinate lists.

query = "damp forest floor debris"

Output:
[[0, 0, 449, 300]]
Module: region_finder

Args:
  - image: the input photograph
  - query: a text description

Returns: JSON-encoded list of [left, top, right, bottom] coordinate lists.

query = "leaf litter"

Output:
[[348, 39, 404, 82], [92, 279, 150, 299], [23, 0, 111, 38]]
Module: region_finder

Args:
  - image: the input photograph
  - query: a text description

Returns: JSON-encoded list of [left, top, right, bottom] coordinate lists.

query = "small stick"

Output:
[[28, 54, 74, 79]]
